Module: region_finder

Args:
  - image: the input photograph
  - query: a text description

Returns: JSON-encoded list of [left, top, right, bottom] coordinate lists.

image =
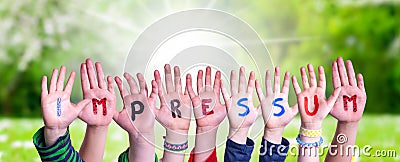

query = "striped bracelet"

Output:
[[296, 134, 323, 147], [163, 136, 188, 152]]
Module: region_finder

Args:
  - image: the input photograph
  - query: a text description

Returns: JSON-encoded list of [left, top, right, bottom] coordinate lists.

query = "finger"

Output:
[[41, 76, 48, 97], [255, 80, 265, 102], [337, 57, 349, 86], [213, 71, 221, 98], [291, 103, 299, 117], [292, 75, 301, 94], [205, 66, 212, 91], [247, 71, 255, 95], [115, 76, 128, 98], [265, 70, 273, 96], [49, 68, 58, 93], [282, 71, 290, 94], [164, 64, 174, 93], [186, 74, 196, 99], [238, 66, 246, 93], [300, 67, 310, 89], [80, 63, 90, 92], [327, 87, 342, 108], [56, 66, 66, 91], [86, 58, 98, 89], [332, 61, 341, 89], [107, 76, 115, 95], [137, 73, 147, 94], [155, 70, 167, 105], [149, 80, 159, 114], [95, 62, 107, 89], [124, 72, 139, 94], [174, 66, 182, 93], [357, 73, 365, 92], [64, 72, 76, 95], [230, 70, 237, 95], [346, 60, 357, 86], [307, 64, 317, 88], [220, 80, 230, 107], [274, 67, 281, 93], [197, 70, 204, 94], [318, 66, 326, 90]]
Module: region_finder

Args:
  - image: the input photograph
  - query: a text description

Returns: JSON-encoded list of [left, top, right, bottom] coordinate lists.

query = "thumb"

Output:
[[327, 87, 341, 108], [75, 99, 91, 111]]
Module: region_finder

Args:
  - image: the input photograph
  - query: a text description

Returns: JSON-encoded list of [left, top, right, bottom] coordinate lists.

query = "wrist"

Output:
[[337, 121, 359, 128], [228, 127, 249, 144], [129, 131, 154, 145], [165, 129, 188, 144], [263, 127, 284, 144], [301, 122, 322, 130], [44, 127, 67, 146]]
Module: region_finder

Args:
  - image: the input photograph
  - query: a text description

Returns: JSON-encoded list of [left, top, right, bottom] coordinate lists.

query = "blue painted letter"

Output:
[[272, 98, 285, 117], [237, 98, 250, 117]]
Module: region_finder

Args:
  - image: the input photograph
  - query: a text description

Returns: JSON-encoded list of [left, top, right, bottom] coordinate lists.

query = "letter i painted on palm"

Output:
[[56, 97, 62, 117]]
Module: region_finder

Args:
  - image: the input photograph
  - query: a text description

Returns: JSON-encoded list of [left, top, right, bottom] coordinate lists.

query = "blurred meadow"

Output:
[[0, 0, 399, 161]]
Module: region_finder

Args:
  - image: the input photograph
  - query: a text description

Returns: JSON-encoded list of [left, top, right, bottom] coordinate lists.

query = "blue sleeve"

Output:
[[224, 138, 254, 162], [259, 137, 289, 162]]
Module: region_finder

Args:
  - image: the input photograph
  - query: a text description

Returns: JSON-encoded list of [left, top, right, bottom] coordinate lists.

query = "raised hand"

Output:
[[330, 57, 366, 122], [186, 67, 226, 159], [79, 58, 116, 126], [41, 66, 90, 146], [186, 66, 226, 131], [114, 73, 158, 137], [153, 64, 191, 132], [221, 66, 258, 144], [78, 59, 116, 161], [255, 67, 298, 143], [114, 73, 158, 161], [292, 64, 341, 130]]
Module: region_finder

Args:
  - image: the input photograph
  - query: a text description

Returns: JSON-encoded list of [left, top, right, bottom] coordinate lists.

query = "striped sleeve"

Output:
[[33, 127, 84, 162]]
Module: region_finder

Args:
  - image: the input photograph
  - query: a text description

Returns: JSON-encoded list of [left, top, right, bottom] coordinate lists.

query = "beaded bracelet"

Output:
[[163, 136, 188, 152], [296, 134, 323, 147], [299, 127, 322, 138]]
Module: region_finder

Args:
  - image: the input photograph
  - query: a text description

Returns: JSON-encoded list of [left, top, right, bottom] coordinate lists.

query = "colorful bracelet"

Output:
[[163, 136, 188, 152], [299, 127, 322, 138], [296, 134, 323, 147]]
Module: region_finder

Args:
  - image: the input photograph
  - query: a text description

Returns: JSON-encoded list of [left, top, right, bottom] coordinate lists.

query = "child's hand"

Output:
[[221, 66, 258, 144], [292, 64, 341, 130], [79, 59, 116, 126], [186, 67, 226, 132], [41, 66, 90, 146], [154, 64, 191, 135], [255, 67, 298, 143], [330, 57, 366, 123], [114, 73, 158, 138]]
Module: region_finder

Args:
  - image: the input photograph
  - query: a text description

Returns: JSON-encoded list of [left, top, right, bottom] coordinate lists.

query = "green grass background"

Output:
[[1, 115, 399, 162]]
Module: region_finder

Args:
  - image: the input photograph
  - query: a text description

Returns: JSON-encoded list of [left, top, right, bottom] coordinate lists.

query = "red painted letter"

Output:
[[92, 98, 107, 116], [343, 95, 357, 112], [304, 95, 319, 116], [201, 99, 214, 115]]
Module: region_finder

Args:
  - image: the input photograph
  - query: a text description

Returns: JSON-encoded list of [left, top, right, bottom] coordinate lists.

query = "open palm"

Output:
[[330, 57, 366, 122], [114, 73, 158, 136], [79, 59, 116, 126], [154, 65, 191, 131], [186, 67, 226, 131], [256, 67, 298, 129], [41, 66, 89, 130], [292, 64, 341, 129]]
